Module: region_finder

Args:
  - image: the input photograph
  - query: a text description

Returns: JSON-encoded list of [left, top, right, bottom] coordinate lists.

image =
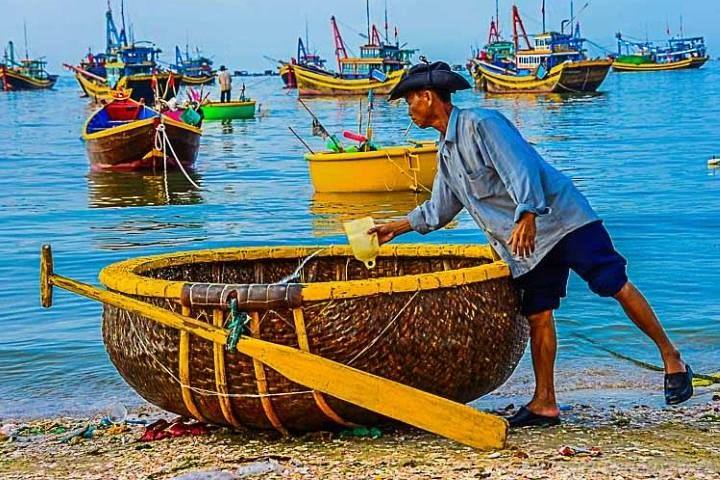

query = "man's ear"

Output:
[[422, 89, 433, 107]]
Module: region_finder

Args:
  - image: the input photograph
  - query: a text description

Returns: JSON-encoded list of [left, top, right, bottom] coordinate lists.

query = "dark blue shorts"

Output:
[[514, 221, 628, 316]]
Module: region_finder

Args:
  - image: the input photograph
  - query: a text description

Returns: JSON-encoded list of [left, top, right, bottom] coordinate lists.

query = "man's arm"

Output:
[[369, 173, 463, 245], [477, 114, 550, 257]]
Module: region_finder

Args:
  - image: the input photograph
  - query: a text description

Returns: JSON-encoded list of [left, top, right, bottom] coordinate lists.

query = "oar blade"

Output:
[[237, 337, 508, 450]]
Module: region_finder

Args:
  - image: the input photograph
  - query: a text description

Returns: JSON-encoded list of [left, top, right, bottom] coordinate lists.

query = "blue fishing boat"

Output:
[[173, 45, 215, 85], [1, 41, 57, 91], [67, 1, 179, 103], [613, 34, 709, 72]]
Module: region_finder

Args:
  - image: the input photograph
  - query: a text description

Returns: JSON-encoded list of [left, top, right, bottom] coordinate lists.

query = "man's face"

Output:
[[404, 90, 434, 128]]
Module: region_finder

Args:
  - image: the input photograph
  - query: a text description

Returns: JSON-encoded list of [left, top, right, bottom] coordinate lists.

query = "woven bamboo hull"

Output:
[[612, 56, 708, 72], [84, 118, 201, 171], [472, 59, 611, 94], [99, 245, 529, 431], [305, 143, 438, 193], [1, 69, 58, 90]]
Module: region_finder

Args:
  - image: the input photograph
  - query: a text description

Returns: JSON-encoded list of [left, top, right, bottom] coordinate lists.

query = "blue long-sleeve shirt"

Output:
[[407, 107, 599, 277]]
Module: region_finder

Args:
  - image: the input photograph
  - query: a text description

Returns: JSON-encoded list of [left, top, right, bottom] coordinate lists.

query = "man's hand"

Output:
[[507, 212, 537, 258], [368, 219, 412, 245]]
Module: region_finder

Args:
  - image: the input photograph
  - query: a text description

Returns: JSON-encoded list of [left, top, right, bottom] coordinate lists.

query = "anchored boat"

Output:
[[201, 100, 256, 120], [468, 4, 611, 94], [1, 41, 57, 91], [173, 45, 215, 85], [306, 141, 437, 193], [612, 34, 709, 72], [69, 1, 179, 103], [83, 96, 201, 171], [295, 14, 414, 96], [280, 36, 330, 88]]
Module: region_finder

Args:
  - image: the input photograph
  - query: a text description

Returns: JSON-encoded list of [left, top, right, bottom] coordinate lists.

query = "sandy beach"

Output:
[[2, 388, 719, 479]]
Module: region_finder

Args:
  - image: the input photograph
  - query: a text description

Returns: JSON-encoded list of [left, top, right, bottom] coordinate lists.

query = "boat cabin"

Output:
[[515, 32, 586, 72], [339, 42, 414, 78]]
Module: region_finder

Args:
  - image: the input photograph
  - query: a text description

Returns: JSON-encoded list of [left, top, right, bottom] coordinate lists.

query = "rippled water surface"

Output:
[[1, 65, 719, 417]]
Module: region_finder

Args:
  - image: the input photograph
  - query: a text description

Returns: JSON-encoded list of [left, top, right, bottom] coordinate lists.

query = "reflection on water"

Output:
[[310, 191, 430, 237], [90, 218, 207, 250], [87, 170, 204, 208]]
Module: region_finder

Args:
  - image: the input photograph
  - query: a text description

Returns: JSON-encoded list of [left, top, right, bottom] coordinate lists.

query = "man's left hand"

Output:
[[507, 212, 537, 258]]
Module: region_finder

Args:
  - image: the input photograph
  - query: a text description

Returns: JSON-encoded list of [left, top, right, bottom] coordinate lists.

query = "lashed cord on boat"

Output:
[[154, 118, 201, 202]]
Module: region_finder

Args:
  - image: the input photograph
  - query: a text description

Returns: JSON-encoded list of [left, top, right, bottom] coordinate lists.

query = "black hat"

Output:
[[219, 65, 227, 71], [388, 61, 471, 100]]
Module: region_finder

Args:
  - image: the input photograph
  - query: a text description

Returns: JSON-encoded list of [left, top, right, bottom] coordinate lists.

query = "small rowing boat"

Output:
[[83, 96, 202, 171]]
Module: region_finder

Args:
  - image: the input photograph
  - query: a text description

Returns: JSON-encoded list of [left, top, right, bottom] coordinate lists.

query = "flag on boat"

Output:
[[311, 118, 330, 139]]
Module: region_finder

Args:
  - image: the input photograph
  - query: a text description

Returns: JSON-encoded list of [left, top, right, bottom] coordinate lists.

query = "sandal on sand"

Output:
[[665, 365, 693, 405], [506, 406, 561, 428]]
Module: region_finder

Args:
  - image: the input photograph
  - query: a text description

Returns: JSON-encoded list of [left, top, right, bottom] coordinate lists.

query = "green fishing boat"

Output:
[[201, 100, 256, 120]]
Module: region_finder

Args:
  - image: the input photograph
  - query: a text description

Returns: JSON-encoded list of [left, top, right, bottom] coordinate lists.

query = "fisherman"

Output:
[[218, 65, 232, 103], [370, 61, 693, 428]]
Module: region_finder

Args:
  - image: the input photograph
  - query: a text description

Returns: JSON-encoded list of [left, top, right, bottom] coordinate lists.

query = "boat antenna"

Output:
[[679, 14, 683, 38], [305, 16, 309, 53], [496, 0, 500, 36], [384, 0, 389, 44], [541, 0, 546, 33], [120, 0, 127, 43], [570, 0, 574, 36], [23, 20, 29, 59], [366, 0, 371, 46]]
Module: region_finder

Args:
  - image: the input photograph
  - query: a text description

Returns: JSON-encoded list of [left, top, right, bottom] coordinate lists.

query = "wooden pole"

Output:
[[39, 245, 508, 450]]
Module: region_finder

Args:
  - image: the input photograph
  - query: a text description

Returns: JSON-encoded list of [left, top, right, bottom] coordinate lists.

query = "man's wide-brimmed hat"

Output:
[[388, 61, 471, 100]]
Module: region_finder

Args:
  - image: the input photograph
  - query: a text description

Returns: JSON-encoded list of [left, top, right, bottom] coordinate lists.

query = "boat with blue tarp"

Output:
[[83, 94, 201, 171], [612, 34, 709, 72]]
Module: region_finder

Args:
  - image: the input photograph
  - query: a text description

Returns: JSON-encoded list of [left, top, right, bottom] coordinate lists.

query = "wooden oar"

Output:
[[40, 245, 507, 450]]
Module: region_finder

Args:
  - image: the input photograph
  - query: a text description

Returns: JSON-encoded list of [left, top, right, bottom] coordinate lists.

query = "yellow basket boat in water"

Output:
[[96, 244, 528, 432], [305, 142, 438, 193]]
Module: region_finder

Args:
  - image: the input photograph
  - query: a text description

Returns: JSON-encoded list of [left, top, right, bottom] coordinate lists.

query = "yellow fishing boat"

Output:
[[294, 64, 406, 96], [474, 59, 612, 94], [612, 34, 709, 72], [612, 56, 707, 72], [293, 16, 413, 96], [305, 142, 437, 193], [468, 6, 611, 94]]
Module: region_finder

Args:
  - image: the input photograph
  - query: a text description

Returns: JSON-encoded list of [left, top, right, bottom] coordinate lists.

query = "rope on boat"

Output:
[[574, 332, 720, 384], [153, 118, 201, 202], [383, 151, 432, 194], [225, 298, 251, 353]]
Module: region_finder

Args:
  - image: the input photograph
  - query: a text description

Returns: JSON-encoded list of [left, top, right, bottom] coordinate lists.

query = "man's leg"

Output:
[[614, 281, 685, 374], [525, 309, 561, 418]]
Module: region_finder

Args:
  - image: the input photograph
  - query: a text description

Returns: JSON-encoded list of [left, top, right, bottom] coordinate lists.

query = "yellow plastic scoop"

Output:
[[343, 217, 379, 269]]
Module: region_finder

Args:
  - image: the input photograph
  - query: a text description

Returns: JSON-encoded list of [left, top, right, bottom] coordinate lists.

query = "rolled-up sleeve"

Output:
[[477, 115, 551, 223], [407, 172, 463, 234]]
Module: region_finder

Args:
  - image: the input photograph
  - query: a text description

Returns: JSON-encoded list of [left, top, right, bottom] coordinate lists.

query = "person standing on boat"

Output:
[[370, 61, 693, 428], [218, 65, 232, 103]]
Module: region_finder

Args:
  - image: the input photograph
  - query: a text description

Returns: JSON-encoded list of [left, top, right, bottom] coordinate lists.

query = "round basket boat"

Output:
[[99, 244, 529, 432]]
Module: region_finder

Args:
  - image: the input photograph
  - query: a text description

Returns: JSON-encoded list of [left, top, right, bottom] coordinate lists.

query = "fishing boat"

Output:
[[173, 45, 215, 85], [69, 243, 525, 433], [295, 13, 415, 96], [69, 1, 179, 103], [468, 4, 611, 94], [83, 96, 201, 171], [612, 34, 709, 72], [280, 36, 330, 88], [306, 141, 437, 193], [1, 41, 58, 91]]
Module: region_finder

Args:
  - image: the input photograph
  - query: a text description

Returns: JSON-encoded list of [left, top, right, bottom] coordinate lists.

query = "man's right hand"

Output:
[[367, 219, 412, 245]]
